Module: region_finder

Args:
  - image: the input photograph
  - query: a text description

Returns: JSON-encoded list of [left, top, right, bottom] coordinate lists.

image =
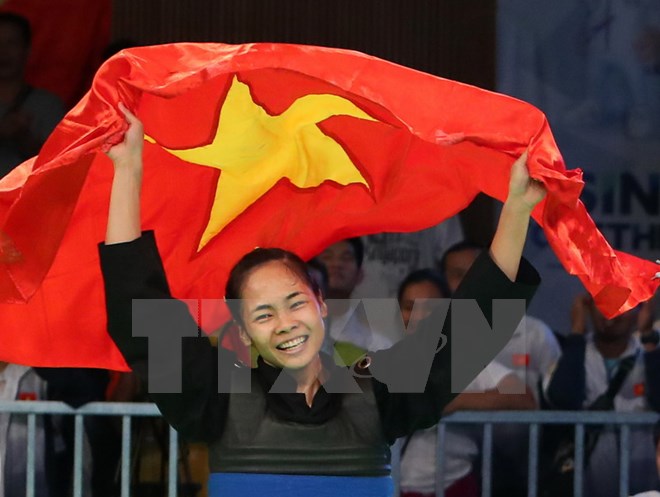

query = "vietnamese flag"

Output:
[[0, 43, 658, 369]]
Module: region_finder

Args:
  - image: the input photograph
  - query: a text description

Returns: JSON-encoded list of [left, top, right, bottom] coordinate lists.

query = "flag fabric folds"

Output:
[[0, 43, 657, 369]]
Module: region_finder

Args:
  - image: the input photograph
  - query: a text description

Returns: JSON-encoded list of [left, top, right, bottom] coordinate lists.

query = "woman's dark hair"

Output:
[[0, 13, 31, 47], [225, 248, 322, 325], [397, 268, 450, 302]]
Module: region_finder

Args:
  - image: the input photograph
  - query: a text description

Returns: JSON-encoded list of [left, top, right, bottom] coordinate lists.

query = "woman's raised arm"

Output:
[[489, 151, 546, 281], [105, 103, 144, 245]]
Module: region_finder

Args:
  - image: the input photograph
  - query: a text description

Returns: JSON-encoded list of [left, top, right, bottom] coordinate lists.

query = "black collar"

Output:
[[255, 354, 342, 424]]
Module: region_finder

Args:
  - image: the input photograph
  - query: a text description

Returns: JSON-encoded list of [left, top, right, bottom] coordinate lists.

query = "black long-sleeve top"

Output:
[[99, 231, 539, 444]]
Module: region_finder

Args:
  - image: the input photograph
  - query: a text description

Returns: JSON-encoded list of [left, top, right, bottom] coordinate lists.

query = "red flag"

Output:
[[0, 43, 657, 369]]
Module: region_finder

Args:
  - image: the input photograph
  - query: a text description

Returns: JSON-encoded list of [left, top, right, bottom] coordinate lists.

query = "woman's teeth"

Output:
[[277, 336, 308, 350]]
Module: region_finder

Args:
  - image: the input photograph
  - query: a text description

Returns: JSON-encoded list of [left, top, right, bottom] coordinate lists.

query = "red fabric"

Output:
[[0, 0, 111, 107], [0, 43, 657, 369]]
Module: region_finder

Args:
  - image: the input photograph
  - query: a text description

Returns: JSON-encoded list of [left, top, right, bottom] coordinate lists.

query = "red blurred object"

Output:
[[0, 0, 111, 108]]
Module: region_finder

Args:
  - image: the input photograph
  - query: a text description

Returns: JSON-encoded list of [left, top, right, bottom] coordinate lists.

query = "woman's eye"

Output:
[[254, 313, 272, 323], [291, 300, 306, 309]]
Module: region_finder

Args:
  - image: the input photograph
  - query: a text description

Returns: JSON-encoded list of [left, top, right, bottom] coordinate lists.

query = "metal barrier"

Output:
[[0, 401, 658, 497], [0, 401, 177, 497], [436, 410, 660, 497]]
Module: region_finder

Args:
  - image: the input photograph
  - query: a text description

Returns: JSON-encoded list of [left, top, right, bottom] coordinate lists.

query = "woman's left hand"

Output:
[[506, 151, 546, 213]]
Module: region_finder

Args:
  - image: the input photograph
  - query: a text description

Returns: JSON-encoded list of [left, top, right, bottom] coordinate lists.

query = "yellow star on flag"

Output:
[[145, 75, 378, 250]]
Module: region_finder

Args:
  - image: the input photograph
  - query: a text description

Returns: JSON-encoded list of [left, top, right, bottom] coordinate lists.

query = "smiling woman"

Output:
[[99, 104, 543, 497], [228, 252, 328, 404]]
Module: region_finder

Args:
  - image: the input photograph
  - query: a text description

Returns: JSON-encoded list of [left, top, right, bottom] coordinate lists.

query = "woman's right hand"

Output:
[[106, 102, 144, 172], [104, 102, 145, 245]]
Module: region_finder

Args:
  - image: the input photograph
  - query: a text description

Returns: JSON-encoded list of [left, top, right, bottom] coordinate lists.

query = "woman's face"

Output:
[[238, 260, 327, 371], [399, 280, 444, 334]]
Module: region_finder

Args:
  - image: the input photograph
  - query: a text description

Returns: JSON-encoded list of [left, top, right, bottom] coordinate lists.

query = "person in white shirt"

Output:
[[439, 241, 560, 496], [544, 294, 660, 497], [395, 269, 537, 497], [317, 238, 394, 353], [0, 362, 49, 497]]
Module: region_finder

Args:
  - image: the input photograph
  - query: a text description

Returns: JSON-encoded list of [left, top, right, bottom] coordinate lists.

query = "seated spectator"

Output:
[[439, 240, 560, 497], [0, 12, 65, 177], [0, 361, 51, 497], [317, 238, 394, 358], [544, 294, 660, 497], [352, 218, 463, 300], [34, 368, 108, 497], [396, 269, 537, 497], [440, 241, 561, 401]]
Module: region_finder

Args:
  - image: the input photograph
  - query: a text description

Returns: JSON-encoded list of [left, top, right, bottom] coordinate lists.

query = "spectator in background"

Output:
[[34, 368, 112, 497], [440, 241, 561, 401], [306, 256, 329, 298], [439, 241, 561, 497], [439, 241, 482, 296], [0, 12, 64, 177], [351, 218, 463, 300], [396, 269, 449, 336], [318, 238, 394, 358], [396, 269, 537, 497], [0, 361, 51, 497], [544, 294, 660, 497]]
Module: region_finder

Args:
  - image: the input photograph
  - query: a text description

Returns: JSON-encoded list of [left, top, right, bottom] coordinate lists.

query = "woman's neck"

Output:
[[291, 355, 324, 407]]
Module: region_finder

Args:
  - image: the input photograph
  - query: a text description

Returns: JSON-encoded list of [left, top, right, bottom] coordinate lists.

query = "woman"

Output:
[[100, 103, 544, 496]]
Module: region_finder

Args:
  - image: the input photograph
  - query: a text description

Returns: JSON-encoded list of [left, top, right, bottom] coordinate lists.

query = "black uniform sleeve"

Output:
[[99, 231, 232, 443], [370, 251, 540, 443]]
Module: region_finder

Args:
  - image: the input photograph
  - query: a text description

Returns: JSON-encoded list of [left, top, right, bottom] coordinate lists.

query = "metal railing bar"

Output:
[[0, 401, 162, 416], [619, 425, 630, 497], [26, 413, 36, 497], [121, 415, 131, 497], [437, 411, 659, 425], [527, 423, 539, 497], [481, 423, 493, 497], [0, 403, 656, 425], [73, 414, 84, 497], [574, 424, 585, 497], [168, 426, 179, 497]]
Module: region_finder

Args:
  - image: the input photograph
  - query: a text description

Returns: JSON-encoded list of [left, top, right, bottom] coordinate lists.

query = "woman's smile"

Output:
[[276, 335, 310, 352]]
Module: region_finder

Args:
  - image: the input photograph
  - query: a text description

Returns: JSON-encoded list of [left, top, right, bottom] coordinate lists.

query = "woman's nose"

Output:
[[275, 310, 298, 334]]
